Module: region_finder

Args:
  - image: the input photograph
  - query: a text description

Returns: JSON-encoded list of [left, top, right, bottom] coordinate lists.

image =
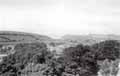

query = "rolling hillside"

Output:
[[0, 31, 52, 44]]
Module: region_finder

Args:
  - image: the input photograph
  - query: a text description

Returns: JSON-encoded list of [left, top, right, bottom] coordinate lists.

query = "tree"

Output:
[[93, 40, 120, 76], [63, 44, 99, 76], [98, 59, 119, 76], [92, 40, 120, 60]]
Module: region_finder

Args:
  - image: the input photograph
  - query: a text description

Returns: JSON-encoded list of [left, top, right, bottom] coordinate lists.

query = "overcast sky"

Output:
[[0, 0, 120, 38]]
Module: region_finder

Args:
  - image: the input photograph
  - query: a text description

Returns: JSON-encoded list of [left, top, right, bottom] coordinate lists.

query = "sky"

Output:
[[0, 0, 120, 38]]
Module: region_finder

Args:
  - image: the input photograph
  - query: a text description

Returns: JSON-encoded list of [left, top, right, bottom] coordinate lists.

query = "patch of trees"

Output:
[[98, 59, 119, 76], [0, 42, 49, 76], [62, 40, 120, 76], [63, 44, 98, 76], [0, 40, 120, 76], [92, 40, 120, 60]]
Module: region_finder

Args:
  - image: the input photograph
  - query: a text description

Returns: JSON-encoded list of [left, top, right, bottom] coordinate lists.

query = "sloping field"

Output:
[[0, 31, 52, 44]]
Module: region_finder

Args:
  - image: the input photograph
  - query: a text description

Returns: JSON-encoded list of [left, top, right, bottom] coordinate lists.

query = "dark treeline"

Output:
[[0, 40, 120, 76]]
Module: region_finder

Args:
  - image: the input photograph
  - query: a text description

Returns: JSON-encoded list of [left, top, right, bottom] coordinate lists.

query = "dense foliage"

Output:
[[0, 40, 120, 76], [62, 40, 120, 76], [63, 44, 99, 76], [92, 40, 120, 60], [98, 59, 119, 76], [0, 42, 48, 76]]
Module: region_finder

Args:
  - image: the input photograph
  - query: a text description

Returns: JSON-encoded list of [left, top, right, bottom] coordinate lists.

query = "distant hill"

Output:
[[1, 31, 120, 46], [61, 34, 120, 45], [0, 31, 52, 44]]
